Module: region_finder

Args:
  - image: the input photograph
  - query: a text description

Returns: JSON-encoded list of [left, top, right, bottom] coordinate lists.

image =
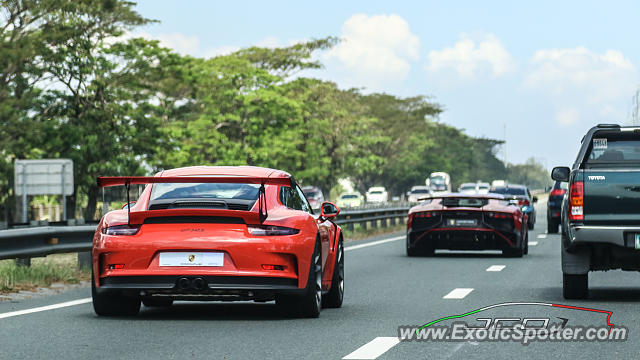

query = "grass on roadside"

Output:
[[0, 253, 91, 294]]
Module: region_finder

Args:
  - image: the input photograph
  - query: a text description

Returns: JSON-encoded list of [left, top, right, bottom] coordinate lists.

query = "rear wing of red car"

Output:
[[97, 175, 293, 224]]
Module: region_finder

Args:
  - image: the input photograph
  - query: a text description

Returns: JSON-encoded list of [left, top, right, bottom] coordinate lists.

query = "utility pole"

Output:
[[632, 89, 639, 125]]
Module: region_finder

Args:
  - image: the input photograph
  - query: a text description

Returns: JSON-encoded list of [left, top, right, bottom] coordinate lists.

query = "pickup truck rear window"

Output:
[[586, 133, 640, 164]]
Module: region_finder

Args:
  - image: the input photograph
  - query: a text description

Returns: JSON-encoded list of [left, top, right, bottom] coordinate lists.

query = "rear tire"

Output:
[[277, 239, 322, 318], [547, 219, 559, 234], [322, 239, 344, 308], [563, 273, 588, 299], [92, 273, 140, 316], [523, 231, 529, 255], [528, 219, 535, 230]]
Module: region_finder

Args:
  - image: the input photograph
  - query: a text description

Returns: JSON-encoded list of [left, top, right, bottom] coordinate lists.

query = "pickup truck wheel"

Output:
[[547, 220, 559, 234], [563, 273, 588, 299]]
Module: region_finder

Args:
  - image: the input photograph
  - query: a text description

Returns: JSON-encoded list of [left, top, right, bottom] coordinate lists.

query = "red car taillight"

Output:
[[549, 189, 566, 197], [247, 225, 299, 236], [486, 212, 511, 219], [407, 214, 413, 230], [101, 224, 141, 236], [569, 181, 584, 221]]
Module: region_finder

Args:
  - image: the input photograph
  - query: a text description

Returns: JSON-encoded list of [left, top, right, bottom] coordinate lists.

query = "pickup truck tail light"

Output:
[[569, 181, 584, 221], [549, 189, 566, 197]]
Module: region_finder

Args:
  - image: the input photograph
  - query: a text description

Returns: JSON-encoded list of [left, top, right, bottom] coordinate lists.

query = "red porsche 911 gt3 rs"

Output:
[[406, 193, 529, 257], [92, 166, 344, 318]]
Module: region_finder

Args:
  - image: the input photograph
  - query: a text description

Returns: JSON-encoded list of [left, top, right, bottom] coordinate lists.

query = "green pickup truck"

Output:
[[552, 124, 640, 299]]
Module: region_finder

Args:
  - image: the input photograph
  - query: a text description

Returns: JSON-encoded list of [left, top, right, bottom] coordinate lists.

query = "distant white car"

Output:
[[458, 183, 478, 194], [366, 186, 388, 203], [336, 192, 364, 208], [458, 182, 491, 194], [477, 182, 490, 194], [407, 185, 431, 202]]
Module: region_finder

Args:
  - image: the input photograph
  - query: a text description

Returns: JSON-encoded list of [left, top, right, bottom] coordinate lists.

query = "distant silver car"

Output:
[[302, 186, 325, 209], [407, 185, 431, 202]]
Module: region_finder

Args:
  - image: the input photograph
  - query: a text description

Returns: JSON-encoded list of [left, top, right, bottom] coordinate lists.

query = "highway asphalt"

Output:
[[1, 198, 639, 359]]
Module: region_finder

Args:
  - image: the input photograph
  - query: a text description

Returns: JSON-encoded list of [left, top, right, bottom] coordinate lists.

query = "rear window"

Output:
[[150, 183, 260, 201], [586, 132, 640, 164], [459, 185, 476, 190], [370, 191, 383, 195], [341, 194, 358, 199], [441, 198, 487, 207], [411, 189, 429, 194], [490, 187, 526, 196]]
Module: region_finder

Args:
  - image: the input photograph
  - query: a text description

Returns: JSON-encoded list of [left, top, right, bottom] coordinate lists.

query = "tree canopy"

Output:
[[0, 0, 549, 221]]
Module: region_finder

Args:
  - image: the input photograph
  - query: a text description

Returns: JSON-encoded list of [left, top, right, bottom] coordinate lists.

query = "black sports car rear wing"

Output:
[[97, 176, 294, 224]]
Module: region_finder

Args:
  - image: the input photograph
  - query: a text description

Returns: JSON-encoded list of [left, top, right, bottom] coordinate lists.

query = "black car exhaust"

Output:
[[177, 277, 191, 290], [192, 277, 206, 291]]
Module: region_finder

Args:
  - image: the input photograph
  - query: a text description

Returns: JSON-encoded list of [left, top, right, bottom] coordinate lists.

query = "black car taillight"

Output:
[[549, 189, 566, 197]]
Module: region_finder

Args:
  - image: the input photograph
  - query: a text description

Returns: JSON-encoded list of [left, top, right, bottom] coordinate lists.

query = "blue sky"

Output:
[[133, 0, 639, 169]]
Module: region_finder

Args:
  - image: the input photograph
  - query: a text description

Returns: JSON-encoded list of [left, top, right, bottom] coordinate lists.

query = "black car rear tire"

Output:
[[563, 273, 588, 299], [547, 219, 559, 234], [92, 273, 141, 316], [528, 219, 535, 230], [277, 239, 322, 318], [322, 239, 344, 308]]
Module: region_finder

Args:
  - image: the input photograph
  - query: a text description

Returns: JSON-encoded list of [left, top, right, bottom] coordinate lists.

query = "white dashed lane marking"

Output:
[[529, 241, 539, 246], [343, 337, 400, 359], [486, 265, 506, 272], [443, 288, 474, 299], [537, 234, 547, 239]]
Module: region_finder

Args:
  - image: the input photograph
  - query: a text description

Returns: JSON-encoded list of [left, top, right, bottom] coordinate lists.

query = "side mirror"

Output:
[[551, 166, 570, 182], [121, 201, 136, 210], [533, 196, 538, 203], [321, 201, 340, 218]]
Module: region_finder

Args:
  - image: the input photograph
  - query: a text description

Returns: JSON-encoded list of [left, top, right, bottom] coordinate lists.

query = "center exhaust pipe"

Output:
[[177, 277, 191, 290], [192, 277, 206, 291]]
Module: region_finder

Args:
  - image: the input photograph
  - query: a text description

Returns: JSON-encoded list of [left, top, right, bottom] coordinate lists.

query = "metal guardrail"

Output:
[[0, 207, 412, 263]]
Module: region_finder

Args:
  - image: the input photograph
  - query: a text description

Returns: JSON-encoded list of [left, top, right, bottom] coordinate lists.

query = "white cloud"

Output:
[[524, 47, 637, 104], [555, 107, 579, 126], [133, 32, 200, 56], [325, 14, 420, 82], [426, 34, 515, 78], [523, 47, 638, 127]]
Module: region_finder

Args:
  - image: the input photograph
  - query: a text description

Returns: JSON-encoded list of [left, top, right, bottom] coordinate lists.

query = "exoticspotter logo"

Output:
[[398, 302, 627, 345]]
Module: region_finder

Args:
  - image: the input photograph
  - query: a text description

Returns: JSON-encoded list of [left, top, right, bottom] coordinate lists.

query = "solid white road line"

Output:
[[529, 241, 539, 246], [443, 288, 474, 299], [486, 265, 506, 272], [344, 236, 404, 252], [537, 234, 547, 239], [0, 298, 92, 320], [343, 337, 400, 360]]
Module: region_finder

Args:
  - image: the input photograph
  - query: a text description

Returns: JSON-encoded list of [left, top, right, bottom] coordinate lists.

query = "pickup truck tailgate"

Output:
[[584, 169, 640, 224]]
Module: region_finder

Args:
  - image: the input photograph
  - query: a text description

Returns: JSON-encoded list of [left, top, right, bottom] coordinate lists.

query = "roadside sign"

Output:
[[14, 159, 74, 222]]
